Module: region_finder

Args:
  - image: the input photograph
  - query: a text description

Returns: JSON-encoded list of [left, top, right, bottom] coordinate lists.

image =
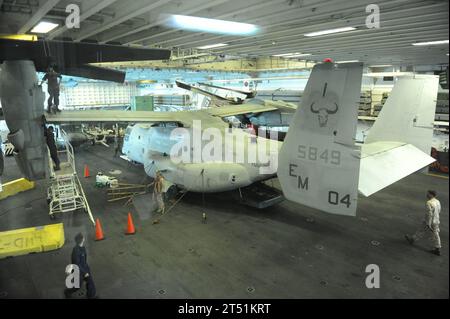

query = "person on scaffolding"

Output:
[[150, 171, 165, 214], [45, 126, 60, 171], [40, 66, 62, 114]]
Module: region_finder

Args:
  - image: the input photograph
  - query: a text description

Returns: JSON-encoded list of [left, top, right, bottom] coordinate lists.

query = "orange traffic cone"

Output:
[[125, 213, 136, 235], [84, 165, 90, 178], [95, 218, 105, 241]]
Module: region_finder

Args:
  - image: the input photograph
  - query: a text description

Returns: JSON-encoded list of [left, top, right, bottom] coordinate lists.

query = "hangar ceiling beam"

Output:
[[48, 0, 119, 40], [157, 0, 444, 50], [165, 2, 447, 50], [152, 0, 358, 47], [74, 0, 172, 42], [221, 16, 449, 54], [102, 0, 230, 44], [17, 0, 61, 34], [230, 29, 449, 57], [135, 0, 284, 45]]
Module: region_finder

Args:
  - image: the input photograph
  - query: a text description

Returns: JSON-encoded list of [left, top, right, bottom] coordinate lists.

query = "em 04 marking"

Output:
[[328, 191, 351, 208], [288, 164, 352, 208], [289, 164, 309, 191], [297, 145, 341, 166]]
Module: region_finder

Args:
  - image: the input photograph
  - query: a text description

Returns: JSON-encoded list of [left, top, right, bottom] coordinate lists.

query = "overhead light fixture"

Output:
[[273, 53, 311, 58], [168, 15, 259, 36], [284, 53, 312, 58], [370, 64, 393, 68], [0, 34, 37, 41], [412, 40, 449, 46], [364, 72, 414, 78], [30, 21, 59, 34], [273, 53, 301, 57], [304, 26, 356, 37], [197, 43, 229, 50], [335, 60, 360, 63]]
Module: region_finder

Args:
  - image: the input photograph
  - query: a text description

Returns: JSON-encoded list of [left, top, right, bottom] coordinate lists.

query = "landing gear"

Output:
[[165, 185, 179, 201]]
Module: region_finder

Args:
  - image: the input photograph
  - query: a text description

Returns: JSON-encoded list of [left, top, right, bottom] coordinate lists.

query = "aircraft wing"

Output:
[[263, 100, 298, 113], [45, 104, 280, 126], [176, 81, 246, 105], [207, 104, 279, 117], [45, 110, 178, 124], [198, 82, 256, 99]]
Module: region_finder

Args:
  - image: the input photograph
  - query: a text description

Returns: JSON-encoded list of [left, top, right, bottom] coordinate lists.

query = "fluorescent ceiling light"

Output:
[[304, 26, 356, 37], [31, 21, 59, 34], [197, 43, 229, 50], [168, 15, 259, 36], [273, 53, 311, 58], [285, 53, 312, 58], [364, 72, 414, 78], [273, 52, 301, 57], [370, 64, 393, 68], [0, 34, 37, 41], [412, 40, 449, 46], [335, 60, 360, 63]]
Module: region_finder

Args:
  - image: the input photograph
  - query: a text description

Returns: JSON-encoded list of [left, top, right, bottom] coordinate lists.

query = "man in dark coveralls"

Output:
[[65, 233, 97, 299], [45, 126, 60, 171]]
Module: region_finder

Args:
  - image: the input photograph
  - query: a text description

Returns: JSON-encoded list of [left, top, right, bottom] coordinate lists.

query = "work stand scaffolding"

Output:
[[47, 130, 95, 225]]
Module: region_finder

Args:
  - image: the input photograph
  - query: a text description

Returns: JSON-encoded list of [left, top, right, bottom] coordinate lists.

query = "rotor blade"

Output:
[[0, 39, 171, 82], [63, 65, 125, 83], [198, 82, 256, 99]]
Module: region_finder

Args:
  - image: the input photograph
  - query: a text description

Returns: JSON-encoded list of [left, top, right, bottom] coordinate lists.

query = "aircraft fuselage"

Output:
[[122, 124, 281, 193]]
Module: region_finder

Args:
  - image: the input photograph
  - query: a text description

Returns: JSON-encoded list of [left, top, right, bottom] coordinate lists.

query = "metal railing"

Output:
[[47, 129, 95, 225]]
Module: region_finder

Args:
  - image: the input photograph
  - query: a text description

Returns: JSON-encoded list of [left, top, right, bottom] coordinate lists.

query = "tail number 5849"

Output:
[[298, 145, 341, 166]]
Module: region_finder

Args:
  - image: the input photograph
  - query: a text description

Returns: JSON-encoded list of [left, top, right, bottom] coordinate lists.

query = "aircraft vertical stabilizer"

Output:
[[358, 76, 438, 197], [278, 62, 363, 216], [365, 76, 439, 154]]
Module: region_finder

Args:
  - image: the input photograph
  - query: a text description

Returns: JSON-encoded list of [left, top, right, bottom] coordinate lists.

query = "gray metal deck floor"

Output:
[[0, 146, 448, 299]]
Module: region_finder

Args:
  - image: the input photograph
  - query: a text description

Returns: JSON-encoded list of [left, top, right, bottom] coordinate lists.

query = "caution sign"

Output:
[[0, 223, 65, 259]]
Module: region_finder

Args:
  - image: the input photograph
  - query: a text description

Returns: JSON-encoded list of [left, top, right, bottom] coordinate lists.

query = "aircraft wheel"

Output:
[[166, 185, 179, 201]]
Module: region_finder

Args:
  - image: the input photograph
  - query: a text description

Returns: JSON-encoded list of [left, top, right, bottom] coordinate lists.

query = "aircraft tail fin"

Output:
[[365, 76, 439, 154], [358, 76, 439, 196], [278, 62, 363, 216]]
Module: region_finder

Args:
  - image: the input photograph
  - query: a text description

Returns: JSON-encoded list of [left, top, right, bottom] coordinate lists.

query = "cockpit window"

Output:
[[151, 122, 184, 128], [124, 127, 132, 142]]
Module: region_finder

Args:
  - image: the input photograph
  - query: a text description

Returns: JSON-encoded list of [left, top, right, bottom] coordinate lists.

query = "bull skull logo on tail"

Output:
[[310, 82, 339, 127]]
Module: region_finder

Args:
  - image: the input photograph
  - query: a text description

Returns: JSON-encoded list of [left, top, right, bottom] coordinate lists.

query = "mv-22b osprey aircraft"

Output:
[[44, 61, 439, 216]]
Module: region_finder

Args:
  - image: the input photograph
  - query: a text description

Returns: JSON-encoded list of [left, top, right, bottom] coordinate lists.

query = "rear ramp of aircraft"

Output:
[[278, 63, 437, 216]]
